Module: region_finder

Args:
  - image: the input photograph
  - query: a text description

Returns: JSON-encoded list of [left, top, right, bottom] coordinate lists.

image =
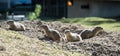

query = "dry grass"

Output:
[[0, 28, 86, 56]]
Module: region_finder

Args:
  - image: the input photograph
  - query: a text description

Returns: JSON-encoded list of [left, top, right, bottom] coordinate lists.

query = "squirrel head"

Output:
[[93, 26, 103, 31], [64, 30, 71, 35], [40, 25, 49, 30], [7, 20, 14, 25]]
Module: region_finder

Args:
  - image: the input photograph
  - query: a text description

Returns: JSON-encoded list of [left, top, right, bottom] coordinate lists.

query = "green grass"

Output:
[[0, 28, 87, 56], [57, 17, 120, 31]]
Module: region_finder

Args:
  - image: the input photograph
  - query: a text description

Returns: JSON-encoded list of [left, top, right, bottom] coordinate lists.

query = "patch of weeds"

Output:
[[28, 4, 41, 20]]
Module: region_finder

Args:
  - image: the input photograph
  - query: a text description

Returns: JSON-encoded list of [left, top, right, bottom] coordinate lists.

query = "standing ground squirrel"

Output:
[[64, 30, 82, 42], [7, 20, 26, 31], [80, 26, 103, 39], [41, 25, 62, 43]]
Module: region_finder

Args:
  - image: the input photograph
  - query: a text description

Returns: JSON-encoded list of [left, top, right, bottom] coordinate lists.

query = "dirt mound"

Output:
[[0, 20, 120, 56], [66, 32, 120, 56]]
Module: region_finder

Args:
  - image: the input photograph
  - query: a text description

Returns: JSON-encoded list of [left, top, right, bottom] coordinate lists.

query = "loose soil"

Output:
[[0, 20, 120, 56]]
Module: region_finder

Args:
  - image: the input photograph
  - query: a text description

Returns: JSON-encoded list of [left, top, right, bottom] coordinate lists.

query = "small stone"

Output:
[[0, 46, 6, 51]]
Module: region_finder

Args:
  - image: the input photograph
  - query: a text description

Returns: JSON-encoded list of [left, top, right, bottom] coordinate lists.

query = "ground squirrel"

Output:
[[80, 26, 103, 39], [7, 20, 26, 31], [41, 25, 62, 43], [64, 30, 82, 42]]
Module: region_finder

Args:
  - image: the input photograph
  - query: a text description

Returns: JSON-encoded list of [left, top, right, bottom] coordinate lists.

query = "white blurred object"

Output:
[[7, 15, 26, 21]]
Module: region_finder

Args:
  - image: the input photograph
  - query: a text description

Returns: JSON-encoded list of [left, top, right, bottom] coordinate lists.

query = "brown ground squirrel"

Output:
[[80, 26, 103, 39], [7, 20, 26, 31], [64, 30, 82, 42], [41, 25, 62, 43]]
